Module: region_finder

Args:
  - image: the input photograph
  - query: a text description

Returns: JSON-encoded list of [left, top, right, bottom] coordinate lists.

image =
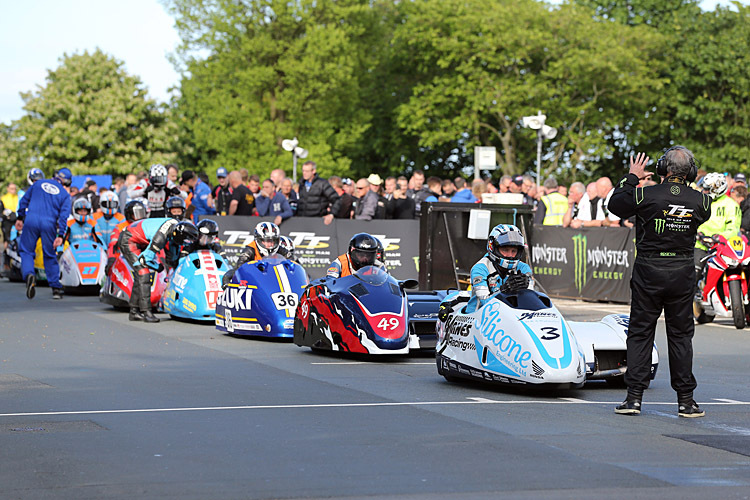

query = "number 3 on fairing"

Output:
[[377, 317, 400, 331], [540, 326, 559, 340], [271, 292, 298, 310]]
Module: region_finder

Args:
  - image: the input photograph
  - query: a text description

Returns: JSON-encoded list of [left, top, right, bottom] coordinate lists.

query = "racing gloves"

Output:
[[139, 248, 160, 271], [474, 285, 490, 301], [500, 271, 531, 294]]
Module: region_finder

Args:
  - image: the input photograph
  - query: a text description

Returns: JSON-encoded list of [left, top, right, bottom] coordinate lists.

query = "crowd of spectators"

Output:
[[4, 161, 750, 236]]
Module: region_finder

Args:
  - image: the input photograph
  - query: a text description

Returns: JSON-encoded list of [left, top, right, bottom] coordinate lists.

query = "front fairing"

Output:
[[162, 250, 228, 320]]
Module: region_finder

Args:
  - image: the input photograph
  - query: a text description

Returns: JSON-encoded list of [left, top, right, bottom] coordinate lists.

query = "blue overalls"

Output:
[[17, 179, 71, 289]]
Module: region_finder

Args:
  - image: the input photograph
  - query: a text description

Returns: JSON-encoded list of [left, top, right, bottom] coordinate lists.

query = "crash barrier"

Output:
[[419, 203, 535, 290], [202, 216, 420, 281], [530, 226, 634, 303]]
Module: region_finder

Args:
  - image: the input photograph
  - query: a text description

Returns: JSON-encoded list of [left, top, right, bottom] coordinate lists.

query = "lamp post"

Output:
[[281, 137, 308, 184], [521, 111, 557, 186]]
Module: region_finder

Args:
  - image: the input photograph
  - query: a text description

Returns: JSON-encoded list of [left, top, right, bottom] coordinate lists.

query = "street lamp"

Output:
[[521, 111, 557, 186], [281, 137, 308, 184]]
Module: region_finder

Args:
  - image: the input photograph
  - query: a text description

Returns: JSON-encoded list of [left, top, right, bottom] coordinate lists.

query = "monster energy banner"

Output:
[[530, 226, 635, 303], [201, 216, 420, 281]]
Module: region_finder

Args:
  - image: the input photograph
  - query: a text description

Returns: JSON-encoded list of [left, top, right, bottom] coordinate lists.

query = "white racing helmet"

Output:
[[254, 222, 281, 257], [702, 172, 728, 199], [487, 224, 525, 270]]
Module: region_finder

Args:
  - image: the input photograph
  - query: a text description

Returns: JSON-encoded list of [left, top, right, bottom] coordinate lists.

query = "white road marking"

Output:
[[713, 398, 745, 404], [1, 398, 748, 418]]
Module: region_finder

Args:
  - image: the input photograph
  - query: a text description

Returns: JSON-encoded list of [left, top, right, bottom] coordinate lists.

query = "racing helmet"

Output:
[[487, 224, 525, 270], [124, 200, 147, 223], [702, 172, 728, 198], [72, 197, 92, 223], [278, 235, 296, 260], [348, 233, 378, 271], [99, 191, 119, 217], [27, 168, 44, 185], [55, 167, 72, 187], [254, 221, 281, 257], [197, 219, 219, 247], [171, 221, 200, 247], [166, 196, 186, 220], [149, 164, 168, 190]]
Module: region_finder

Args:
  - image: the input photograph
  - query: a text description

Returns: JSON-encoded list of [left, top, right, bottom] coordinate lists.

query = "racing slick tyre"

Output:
[[729, 280, 745, 329], [693, 301, 714, 324]]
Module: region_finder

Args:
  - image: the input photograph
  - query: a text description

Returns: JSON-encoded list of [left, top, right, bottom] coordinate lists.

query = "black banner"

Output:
[[204, 216, 420, 281], [530, 226, 634, 303]]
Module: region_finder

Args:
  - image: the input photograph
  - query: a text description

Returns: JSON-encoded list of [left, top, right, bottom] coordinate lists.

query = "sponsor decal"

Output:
[[517, 311, 557, 322], [533, 266, 562, 276], [444, 314, 473, 337], [284, 319, 294, 329], [654, 218, 666, 234], [370, 234, 401, 252], [182, 297, 197, 312], [572, 234, 586, 293], [587, 247, 629, 268], [665, 204, 694, 218], [223, 230, 254, 246], [531, 243, 567, 264], [41, 182, 60, 195], [474, 302, 532, 372], [448, 337, 476, 351], [670, 185, 681, 196], [217, 287, 253, 310], [172, 274, 188, 290]]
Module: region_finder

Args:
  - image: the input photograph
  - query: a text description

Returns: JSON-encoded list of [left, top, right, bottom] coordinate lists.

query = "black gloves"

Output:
[[500, 270, 530, 294]]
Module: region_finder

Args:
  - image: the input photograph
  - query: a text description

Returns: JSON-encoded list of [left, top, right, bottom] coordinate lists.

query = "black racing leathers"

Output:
[[608, 174, 711, 398]]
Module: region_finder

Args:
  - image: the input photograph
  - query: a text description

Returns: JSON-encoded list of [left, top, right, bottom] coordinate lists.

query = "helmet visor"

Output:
[[151, 175, 167, 187], [131, 204, 147, 221], [101, 199, 118, 210], [350, 249, 376, 269], [258, 236, 279, 250]]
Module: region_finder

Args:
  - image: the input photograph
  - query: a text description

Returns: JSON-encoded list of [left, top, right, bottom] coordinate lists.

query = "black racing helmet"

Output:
[[197, 219, 219, 246], [166, 196, 186, 220], [348, 233, 378, 271], [124, 200, 147, 223], [171, 221, 200, 247], [278, 235, 295, 260]]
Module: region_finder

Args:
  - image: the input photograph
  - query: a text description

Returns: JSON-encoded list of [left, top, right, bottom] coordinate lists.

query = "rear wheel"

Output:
[[729, 280, 745, 329]]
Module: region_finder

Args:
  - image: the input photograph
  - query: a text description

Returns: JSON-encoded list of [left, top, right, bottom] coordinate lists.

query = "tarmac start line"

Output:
[[1, 397, 747, 418]]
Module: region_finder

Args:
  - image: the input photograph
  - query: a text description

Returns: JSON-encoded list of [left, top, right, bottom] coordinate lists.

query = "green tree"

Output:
[[12, 49, 176, 178], [668, 5, 750, 173], [392, 0, 667, 181], [167, 0, 388, 179], [572, 0, 700, 26]]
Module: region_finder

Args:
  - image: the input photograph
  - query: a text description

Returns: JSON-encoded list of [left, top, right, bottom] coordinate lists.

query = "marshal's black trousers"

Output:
[[625, 255, 697, 397]]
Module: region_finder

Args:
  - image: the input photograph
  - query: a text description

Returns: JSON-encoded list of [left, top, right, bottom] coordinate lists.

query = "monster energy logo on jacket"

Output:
[[654, 218, 666, 234], [572, 234, 586, 293]]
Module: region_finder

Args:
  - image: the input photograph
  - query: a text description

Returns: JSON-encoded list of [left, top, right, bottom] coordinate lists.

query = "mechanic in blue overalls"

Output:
[[16, 168, 73, 300], [439, 224, 533, 319]]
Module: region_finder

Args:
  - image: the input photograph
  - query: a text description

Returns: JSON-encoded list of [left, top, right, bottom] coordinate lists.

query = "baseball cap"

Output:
[[734, 173, 746, 183], [181, 170, 196, 184], [342, 178, 353, 186], [512, 175, 524, 186], [216, 167, 228, 178]]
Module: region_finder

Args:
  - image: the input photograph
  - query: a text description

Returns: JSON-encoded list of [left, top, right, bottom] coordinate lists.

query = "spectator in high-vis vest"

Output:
[[535, 178, 568, 225]]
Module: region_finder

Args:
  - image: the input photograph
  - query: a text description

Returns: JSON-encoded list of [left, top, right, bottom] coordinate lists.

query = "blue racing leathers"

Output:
[[190, 179, 215, 221], [465, 254, 532, 313], [17, 179, 71, 289]]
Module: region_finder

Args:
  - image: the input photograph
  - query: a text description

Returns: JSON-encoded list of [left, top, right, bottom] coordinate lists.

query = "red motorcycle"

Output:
[[694, 233, 750, 329]]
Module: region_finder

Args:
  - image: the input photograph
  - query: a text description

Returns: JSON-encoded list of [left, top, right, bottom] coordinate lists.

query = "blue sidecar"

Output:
[[161, 249, 229, 321]]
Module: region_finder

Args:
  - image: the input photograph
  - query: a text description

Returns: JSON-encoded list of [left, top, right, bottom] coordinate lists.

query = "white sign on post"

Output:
[[474, 146, 497, 180]]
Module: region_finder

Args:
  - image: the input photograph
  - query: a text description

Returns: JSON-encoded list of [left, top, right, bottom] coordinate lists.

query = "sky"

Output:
[[0, 0, 745, 125]]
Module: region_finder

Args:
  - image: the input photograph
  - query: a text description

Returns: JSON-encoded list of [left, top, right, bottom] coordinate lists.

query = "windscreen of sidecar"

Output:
[[353, 265, 389, 285], [494, 289, 552, 311]]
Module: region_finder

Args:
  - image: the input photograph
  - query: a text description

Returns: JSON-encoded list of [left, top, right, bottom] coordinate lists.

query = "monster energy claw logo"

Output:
[[572, 234, 587, 293], [654, 218, 666, 234]]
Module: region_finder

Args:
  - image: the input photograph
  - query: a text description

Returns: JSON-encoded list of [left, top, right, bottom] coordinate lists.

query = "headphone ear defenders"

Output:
[[655, 146, 697, 182]]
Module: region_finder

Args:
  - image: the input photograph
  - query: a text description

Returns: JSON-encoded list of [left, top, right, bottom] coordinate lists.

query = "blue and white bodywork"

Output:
[[161, 249, 228, 321], [58, 239, 107, 294], [436, 290, 658, 388], [216, 255, 308, 338]]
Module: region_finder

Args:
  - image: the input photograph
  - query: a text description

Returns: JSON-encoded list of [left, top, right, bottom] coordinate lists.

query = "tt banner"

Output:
[[204, 216, 419, 281], [335, 220, 420, 280], [530, 226, 635, 303]]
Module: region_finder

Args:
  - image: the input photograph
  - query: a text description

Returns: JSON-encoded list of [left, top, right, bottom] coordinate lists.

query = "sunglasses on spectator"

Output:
[[356, 185, 368, 190]]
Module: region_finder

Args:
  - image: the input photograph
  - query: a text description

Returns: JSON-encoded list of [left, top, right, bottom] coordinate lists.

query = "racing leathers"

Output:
[[608, 174, 711, 400], [64, 216, 101, 244], [694, 193, 741, 278], [16, 178, 72, 290], [93, 211, 126, 247], [128, 181, 181, 218], [117, 218, 178, 312], [465, 255, 533, 313], [221, 241, 263, 287], [326, 254, 386, 279]]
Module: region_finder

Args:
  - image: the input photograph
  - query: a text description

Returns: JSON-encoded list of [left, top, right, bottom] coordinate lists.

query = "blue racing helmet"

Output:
[[55, 167, 73, 187], [487, 224, 525, 270], [27, 168, 44, 185]]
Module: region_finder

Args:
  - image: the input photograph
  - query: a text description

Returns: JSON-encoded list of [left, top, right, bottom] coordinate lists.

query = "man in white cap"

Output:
[[367, 174, 386, 219]]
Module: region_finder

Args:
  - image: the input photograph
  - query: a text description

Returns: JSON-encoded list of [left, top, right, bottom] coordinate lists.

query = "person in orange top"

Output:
[[326, 233, 380, 278], [221, 221, 281, 286], [93, 191, 126, 246]]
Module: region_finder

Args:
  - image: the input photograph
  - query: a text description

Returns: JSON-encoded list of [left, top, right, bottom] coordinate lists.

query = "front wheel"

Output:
[[729, 279, 745, 329]]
